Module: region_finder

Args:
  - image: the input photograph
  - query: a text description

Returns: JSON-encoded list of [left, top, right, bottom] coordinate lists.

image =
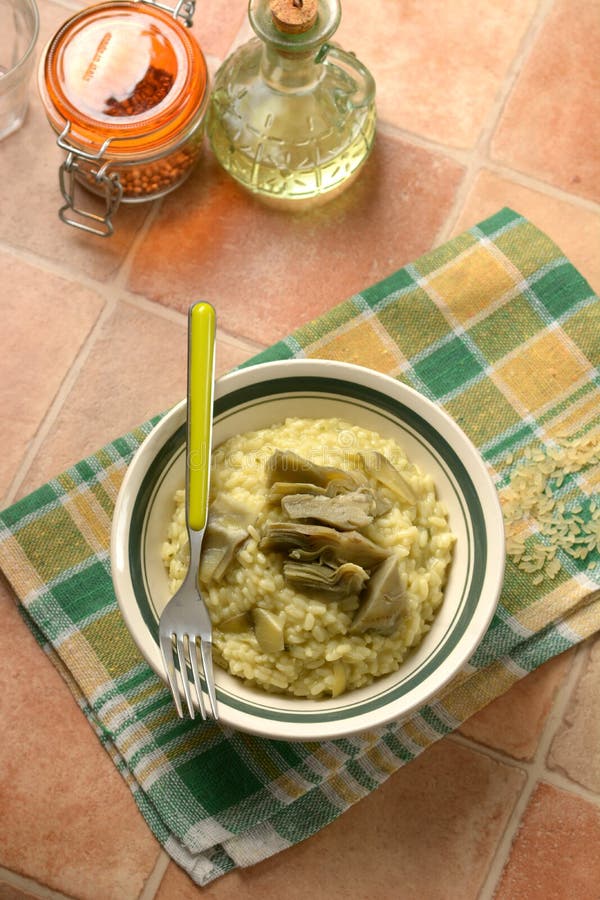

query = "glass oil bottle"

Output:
[[207, 0, 376, 208]]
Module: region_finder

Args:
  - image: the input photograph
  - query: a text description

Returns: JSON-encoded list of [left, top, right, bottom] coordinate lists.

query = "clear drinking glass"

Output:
[[0, 0, 39, 140]]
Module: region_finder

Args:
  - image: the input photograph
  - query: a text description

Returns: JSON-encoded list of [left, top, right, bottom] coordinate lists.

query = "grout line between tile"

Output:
[[107, 199, 165, 294], [448, 730, 534, 773], [433, 159, 477, 247], [530, 641, 590, 770], [474, 0, 556, 161], [377, 116, 600, 223], [1, 227, 264, 510], [541, 766, 600, 808], [50, 0, 89, 10], [121, 294, 266, 355], [476, 640, 591, 899], [2, 190, 169, 506], [375, 119, 471, 164], [138, 850, 171, 900], [0, 866, 75, 900], [3, 4, 596, 898], [475, 769, 537, 900], [3, 292, 120, 506], [483, 159, 600, 215], [120, 293, 188, 328], [0, 238, 120, 295], [434, 0, 556, 247], [217, 332, 267, 359]]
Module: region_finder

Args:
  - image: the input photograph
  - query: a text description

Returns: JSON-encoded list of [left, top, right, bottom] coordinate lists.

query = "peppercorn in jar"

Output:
[[38, 0, 209, 235]]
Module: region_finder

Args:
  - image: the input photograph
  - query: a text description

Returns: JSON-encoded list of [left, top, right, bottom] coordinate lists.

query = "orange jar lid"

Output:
[[39, 1, 208, 158]]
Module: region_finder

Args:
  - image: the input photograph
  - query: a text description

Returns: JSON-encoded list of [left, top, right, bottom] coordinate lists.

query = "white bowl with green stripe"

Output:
[[112, 359, 504, 741]]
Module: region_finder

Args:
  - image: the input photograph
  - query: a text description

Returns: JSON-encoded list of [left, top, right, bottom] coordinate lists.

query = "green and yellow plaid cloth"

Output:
[[1, 208, 599, 885]]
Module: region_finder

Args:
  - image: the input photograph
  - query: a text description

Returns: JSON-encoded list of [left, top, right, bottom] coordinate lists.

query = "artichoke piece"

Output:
[[289, 546, 338, 566], [265, 450, 363, 493], [268, 481, 328, 504], [356, 450, 417, 505], [350, 554, 408, 635], [218, 611, 252, 634], [259, 522, 391, 569], [373, 493, 393, 517], [200, 494, 256, 583], [252, 607, 285, 653], [281, 488, 376, 530], [330, 661, 346, 698], [283, 560, 369, 599]]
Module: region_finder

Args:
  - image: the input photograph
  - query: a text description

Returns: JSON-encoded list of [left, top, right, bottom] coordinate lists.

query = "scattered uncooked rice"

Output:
[[501, 431, 600, 585], [161, 417, 456, 698]]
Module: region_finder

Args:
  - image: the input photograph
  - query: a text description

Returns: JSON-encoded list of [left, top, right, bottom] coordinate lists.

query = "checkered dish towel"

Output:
[[1, 209, 599, 885]]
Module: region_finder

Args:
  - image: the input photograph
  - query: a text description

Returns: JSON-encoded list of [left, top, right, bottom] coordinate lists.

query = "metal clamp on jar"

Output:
[[38, 0, 208, 236]]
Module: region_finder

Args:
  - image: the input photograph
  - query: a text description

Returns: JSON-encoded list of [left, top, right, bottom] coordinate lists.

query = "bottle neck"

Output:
[[260, 42, 322, 92]]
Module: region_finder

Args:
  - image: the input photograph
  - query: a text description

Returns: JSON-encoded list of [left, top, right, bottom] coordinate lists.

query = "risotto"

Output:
[[161, 417, 456, 698]]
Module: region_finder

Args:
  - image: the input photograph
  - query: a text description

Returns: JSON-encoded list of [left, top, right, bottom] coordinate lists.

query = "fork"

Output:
[[159, 301, 218, 720]]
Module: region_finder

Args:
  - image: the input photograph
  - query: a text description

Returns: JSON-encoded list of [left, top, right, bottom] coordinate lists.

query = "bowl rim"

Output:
[[111, 358, 505, 740]]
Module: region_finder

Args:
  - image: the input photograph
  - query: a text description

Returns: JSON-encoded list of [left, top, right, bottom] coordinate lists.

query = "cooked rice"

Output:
[[161, 417, 455, 698]]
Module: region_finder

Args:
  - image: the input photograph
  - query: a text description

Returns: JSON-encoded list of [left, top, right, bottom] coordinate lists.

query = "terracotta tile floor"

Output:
[[0, 0, 598, 897]]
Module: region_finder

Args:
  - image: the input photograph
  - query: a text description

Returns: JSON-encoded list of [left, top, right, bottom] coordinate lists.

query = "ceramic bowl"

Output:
[[111, 358, 505, 741]]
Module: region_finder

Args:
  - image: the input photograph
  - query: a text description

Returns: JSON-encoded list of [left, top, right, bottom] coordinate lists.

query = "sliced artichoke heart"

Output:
[[289, 546, 337, 565], [268, 481, 328, 504], [259, 522, 391, 569], [265, 449, 363, 493], [218, 611, 252, 634], [200, 494, 257, 583], [252, 607, 285, 653], [330, 660, 346, 698], [350, 554, 408, 635], [355, 450, 417, 505], [281, 488, 377, 530], [283, 559, 369, 599], [373, 493, 393, 517]]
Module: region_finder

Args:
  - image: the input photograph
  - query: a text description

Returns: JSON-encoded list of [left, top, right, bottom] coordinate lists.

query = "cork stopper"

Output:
[[270, 0, 318, 34]]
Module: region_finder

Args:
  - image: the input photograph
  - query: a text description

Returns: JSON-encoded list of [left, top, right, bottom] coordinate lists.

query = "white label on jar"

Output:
[[62, 20, 153, 118]]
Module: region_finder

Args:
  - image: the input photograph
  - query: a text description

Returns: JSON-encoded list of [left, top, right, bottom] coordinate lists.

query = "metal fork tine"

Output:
[[200, 639, 219, 720], [188, 635, 208, 720], [158, 302, 217, 722], [176, 635, 196, 719], [160, 632, 184, 718]]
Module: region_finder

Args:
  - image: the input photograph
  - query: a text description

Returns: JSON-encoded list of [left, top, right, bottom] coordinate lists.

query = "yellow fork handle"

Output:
[[187, 302, 216, 532]]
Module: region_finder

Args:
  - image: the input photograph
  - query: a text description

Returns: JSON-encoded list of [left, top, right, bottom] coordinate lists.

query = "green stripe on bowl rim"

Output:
[[129, 376, 485, 723]]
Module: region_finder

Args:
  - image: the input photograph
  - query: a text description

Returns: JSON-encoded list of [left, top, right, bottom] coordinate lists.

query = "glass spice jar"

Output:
[[38, 0, 209, 236]]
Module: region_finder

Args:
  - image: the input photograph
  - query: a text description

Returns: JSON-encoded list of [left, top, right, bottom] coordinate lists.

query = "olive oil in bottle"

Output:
[[207, 0, 376, 208]]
